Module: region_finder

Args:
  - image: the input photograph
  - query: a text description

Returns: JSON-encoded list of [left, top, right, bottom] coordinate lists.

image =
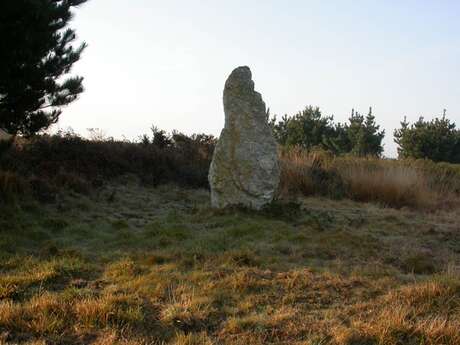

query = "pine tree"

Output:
[[346, 108, 365, 156], [346, 107, 385, 156], [394, 111, 460, 163], [268, 106, 385, 156], [284, 106, 337, 150], [362, 107, 385, 156], [0, 0, 88, 136]]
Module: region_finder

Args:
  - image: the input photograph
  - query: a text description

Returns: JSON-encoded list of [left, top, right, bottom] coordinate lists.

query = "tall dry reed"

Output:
[[279, 148, 457, 209], [337, 158, 436, 209]]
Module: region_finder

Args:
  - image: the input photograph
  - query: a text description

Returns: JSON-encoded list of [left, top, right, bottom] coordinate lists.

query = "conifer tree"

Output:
[[268, 106, 385, 156], [394, 110, 460, 163], [0, 0, 88, 136]]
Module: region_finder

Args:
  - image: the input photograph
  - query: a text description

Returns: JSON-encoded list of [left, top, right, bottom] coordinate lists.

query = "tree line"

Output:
[[268, 107, 460, 163], [1, 0, 459, 164]]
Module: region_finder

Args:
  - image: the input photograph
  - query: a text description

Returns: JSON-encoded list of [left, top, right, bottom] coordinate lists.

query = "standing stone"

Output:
[[209, 66, 280, 209]]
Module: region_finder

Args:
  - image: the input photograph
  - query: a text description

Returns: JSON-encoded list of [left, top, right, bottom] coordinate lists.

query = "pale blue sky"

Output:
[[61, 0, 460, 157]]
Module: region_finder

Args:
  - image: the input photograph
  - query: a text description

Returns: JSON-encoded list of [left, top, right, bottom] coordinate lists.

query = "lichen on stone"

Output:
[[208, 66, 280, 210]]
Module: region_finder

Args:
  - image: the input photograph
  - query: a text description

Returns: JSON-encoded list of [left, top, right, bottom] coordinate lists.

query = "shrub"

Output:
[[270, 106, 384, 156], [279, 148, 346, 198], [29, 177, 57, 204], [394, 113, 460, 163], [0, 129, 216, 201], [409, 159, 460, 195], [0, 171, 25, 202]]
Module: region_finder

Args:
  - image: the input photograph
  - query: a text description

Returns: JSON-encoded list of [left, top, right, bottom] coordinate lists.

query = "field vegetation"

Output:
[[1, 1, 460, 343], [1, 179, 460, 345], [1, 133, 460, 344], [2, 131, 459, 210], [280, 148, 460, 210]]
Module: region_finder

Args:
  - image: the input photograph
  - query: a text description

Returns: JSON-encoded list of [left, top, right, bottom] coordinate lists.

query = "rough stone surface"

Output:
[[209, 66, 280, 209]]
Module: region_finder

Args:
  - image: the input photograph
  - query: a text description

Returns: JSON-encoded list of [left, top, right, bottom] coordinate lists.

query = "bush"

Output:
[[394, 113, 460, 163], [279, 148, 346, 199], [0, 129, 216, 201], [408, 159, 460, 195], [270, 106, 384, 156], [0, 171, 26, 202]]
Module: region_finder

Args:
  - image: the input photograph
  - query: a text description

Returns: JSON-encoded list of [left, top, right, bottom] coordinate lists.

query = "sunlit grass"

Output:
[[280, 147, 460, 210], [0, 181, 459, 344]]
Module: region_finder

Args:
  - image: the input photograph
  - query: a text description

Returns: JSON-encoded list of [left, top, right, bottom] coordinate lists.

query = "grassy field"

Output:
[[1, 178, 459, 345]]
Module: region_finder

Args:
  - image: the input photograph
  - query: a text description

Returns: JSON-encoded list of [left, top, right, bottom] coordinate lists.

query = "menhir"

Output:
[[209, 66, 280, 210]]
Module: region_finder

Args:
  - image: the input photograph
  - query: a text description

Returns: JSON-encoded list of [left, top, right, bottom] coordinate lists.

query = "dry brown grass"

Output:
[[0, 182, 459, 344], [338, 159, 437, 209], [279, 148, 319, 196], [279, 148, 459, 209], [331, 275, 460, 345]]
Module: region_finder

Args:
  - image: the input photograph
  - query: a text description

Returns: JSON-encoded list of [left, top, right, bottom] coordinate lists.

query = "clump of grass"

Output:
[[280, 148, 458, 209], [338, 158, 437, 209], [332, 276, 460, 345], [0, 292, 148, 339], [400, 253, 437, 274], [279, 148, 346, 199], [74, 293, 146, 330], [170, 332, 214, 345], [54, 170, 91, 195], [40, 217, 69, 232], [161, 291, 215, 334], [279, 148, 317, 196], [111, 219, 130, 230], [28, 176, 57, 203]]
